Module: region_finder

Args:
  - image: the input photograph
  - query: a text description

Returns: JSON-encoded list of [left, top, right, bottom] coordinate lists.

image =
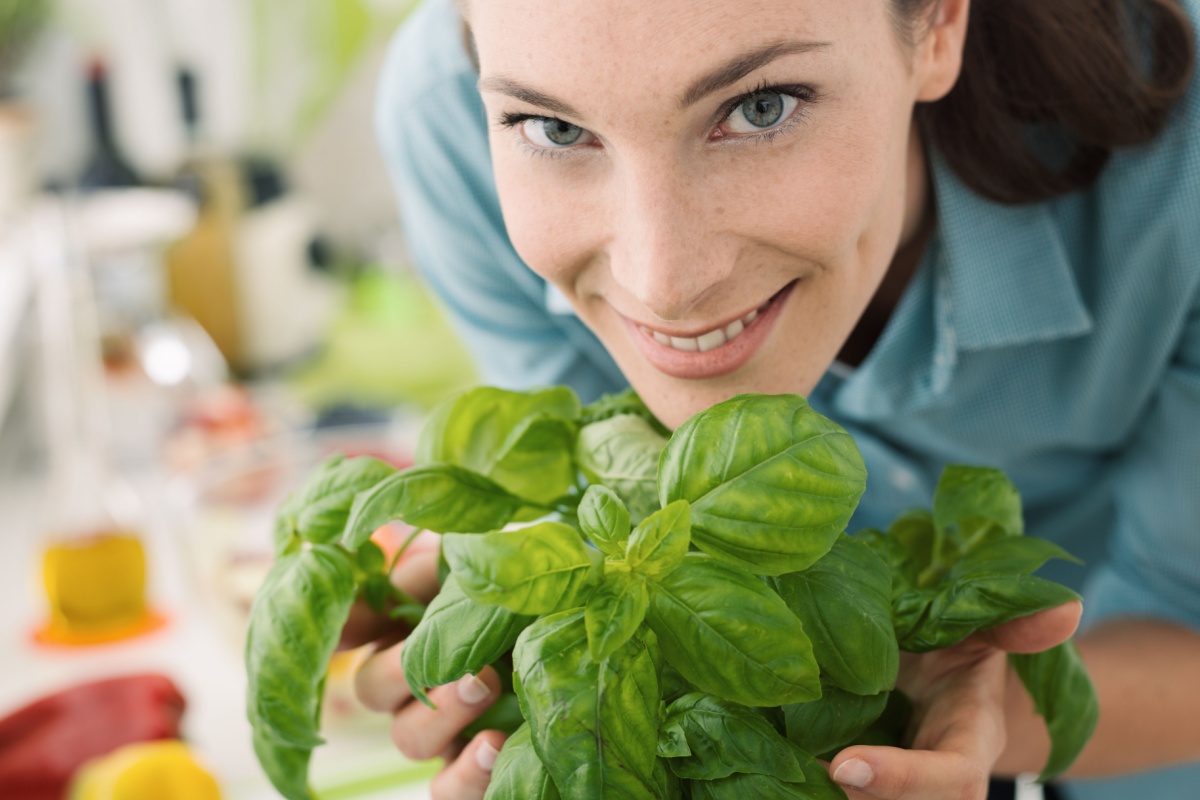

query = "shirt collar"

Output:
[[823, 151, 1094, 422], [930, 151, 1094, 351]]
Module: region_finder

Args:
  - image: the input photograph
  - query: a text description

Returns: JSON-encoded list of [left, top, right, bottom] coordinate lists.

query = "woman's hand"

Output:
[[347, 532, 504, 800], [829, 601, 1083, 800]]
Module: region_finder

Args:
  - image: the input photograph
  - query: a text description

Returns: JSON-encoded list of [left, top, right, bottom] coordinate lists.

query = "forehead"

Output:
[[467, 0, 883, 86]]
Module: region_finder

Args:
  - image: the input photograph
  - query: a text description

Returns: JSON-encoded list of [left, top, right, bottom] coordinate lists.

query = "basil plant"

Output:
[[245, 387, 1097, 800]]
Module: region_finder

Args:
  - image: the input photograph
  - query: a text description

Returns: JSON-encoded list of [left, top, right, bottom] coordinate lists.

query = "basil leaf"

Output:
[[1010, 642, 1098, 782], [834, 690, 913, 755], [897, 575, 1081, 652], [584, 566, 649, 661], [251, 727, 313, 800], [342, 465, 523, 548], [663, 693, 806, 782], [578, 484, 630, 558], [403, 576, 534, 705], [770, 534, 898, 696], [576, 413, 668, 525], [580, 386, 672, 435], [659, 395, 867, 576], [646, 553, 821, 706], [514, 611, 665, 799], [658, 719, 692, 758], [932, 466, 1023, 563], [626, 499, 691, 578], [946, 536, 1083, 582], [689, 752, 847, 800], [245, 545, 357, 800], [484, 723, 562, 800], [417, 386, 581, 506], [444, 522, 600, 614], [288, 457, 398, 546], [783, 685, 889, 756]]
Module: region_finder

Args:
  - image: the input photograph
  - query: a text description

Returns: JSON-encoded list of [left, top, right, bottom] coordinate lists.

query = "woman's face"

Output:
[[471, 0, 959, 429]]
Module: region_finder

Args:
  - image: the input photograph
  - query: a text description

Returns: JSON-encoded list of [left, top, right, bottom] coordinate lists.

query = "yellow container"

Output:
[[37, 532, 164, 646]]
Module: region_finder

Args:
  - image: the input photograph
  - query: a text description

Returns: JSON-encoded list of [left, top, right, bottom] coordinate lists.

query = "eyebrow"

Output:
[[679, 39, 832, 108], [478, 38, 832, 122]]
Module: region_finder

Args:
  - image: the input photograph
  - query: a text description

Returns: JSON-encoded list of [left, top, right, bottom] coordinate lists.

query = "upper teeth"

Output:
[[642, 307, 761, 353]]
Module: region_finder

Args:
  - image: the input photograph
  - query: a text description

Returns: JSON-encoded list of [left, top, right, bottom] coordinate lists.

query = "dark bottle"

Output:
[[79, 58, 140, 190]]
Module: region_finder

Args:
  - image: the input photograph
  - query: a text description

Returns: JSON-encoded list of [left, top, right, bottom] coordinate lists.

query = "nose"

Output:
[[607, 164, 733, 321]]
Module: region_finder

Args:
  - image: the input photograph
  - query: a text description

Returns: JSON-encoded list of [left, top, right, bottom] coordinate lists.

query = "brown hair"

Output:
[[894, 0, 1197, 204]]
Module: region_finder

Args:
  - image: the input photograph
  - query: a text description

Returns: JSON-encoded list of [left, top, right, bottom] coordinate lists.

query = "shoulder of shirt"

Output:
[[377, 0, 478, 118]]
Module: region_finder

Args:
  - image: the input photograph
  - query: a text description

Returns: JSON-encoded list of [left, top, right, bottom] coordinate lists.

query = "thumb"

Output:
[[830, 746, 989, 800]]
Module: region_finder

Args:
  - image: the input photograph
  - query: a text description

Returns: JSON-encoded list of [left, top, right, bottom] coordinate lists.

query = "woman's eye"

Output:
[[520, 118, 593, 148], [724, 91, 800, 135]]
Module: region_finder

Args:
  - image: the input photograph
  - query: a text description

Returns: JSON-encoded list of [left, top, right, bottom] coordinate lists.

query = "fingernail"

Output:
[[457, 673, 492, 704], [475, 741, 499, 772], [834, 758, 874, 789]]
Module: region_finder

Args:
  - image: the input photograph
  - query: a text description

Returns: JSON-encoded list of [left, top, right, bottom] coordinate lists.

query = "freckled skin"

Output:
[[467, 0, 950, 429]]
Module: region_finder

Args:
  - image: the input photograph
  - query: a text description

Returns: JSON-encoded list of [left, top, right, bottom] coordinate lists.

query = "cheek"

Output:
[[490, 143, 606, 287]]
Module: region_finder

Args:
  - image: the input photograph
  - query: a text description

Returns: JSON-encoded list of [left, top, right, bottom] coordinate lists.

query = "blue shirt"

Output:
[[377, 2, 1200, 796]]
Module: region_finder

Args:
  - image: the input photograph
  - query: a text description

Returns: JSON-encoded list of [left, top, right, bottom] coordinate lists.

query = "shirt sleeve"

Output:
[[1081, 286, 1200, 632], [373, 1, 625, 402]]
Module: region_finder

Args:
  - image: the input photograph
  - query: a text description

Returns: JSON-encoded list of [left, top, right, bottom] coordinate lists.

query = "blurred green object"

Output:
[[0, 0, 51, 99], [291, 268, 478, 411], [248, 0, 420, 154]]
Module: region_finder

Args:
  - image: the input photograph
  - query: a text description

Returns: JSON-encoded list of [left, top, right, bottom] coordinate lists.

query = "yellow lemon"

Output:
[[71, 740, 222, 800]]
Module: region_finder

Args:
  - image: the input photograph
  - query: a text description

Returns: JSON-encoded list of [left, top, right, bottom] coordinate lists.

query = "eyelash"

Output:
[[495, 80, 819, 158]]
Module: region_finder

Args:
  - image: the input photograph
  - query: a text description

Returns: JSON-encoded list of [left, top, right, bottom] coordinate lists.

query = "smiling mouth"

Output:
[[636, 282, 796, 353]]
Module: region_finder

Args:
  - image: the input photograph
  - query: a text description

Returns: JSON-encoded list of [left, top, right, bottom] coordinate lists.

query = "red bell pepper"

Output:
[[0, 674, 185, 800]]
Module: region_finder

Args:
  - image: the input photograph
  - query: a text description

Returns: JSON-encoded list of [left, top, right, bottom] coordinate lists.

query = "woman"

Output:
[[355, 0, 1200, 798]]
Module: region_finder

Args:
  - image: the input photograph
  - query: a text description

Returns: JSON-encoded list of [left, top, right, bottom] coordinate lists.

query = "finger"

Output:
[[355, 639, 414, 713], [430, 731, 507, 800], [392, 548, 441, 604], [390, 667, 502, 761], [830, 746, 992, 800], [975, 600, 1082, 654]]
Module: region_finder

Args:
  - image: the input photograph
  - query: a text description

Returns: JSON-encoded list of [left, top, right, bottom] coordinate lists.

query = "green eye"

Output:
[[521, 117, 589, 148], [544, 119, 583, 145], [725, 91, 801, 136]]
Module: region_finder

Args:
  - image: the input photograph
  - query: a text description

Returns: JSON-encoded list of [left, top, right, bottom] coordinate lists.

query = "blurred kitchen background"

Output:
[[0, 1, 478, 797]]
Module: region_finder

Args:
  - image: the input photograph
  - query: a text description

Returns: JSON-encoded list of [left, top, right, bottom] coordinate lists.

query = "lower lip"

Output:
[[621, 282, 797, 380]]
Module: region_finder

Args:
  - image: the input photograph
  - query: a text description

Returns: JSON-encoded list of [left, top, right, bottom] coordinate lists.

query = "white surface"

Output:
[[0, 470, 435, 799], [0, 218, 33, 429]]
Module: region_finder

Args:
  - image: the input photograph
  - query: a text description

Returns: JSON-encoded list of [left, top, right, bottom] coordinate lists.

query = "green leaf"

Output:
[[626, 499, 692, 578], [251, 727, 313, 800], [897, 574, 1081, 652], [342, 465, 523, 548], [443, 522, 600, 614], [946, 536, 1083, 582], [1010, 642, 1099, 782], [417, 386, 581, 506], [585, 566, 649, 661], [580, 386, 671, 436], [246, 545, 357, 751], [402, 576, 534, 705], [662, 693, 806, 782], [646, 553, 821, 707], [576, 413, 668, 525], [287, 456, 398, 546], [484, 723, 562, 800], [578, 484, 630, 558], [783, 686, 889, 756], [658, 719, 692, 758], [688, 753, 847, 800], [514, 611, 665, 799], [932, 466, 1023, 562], [770, 534, 898, 696], [659, 395, 867, 576]]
